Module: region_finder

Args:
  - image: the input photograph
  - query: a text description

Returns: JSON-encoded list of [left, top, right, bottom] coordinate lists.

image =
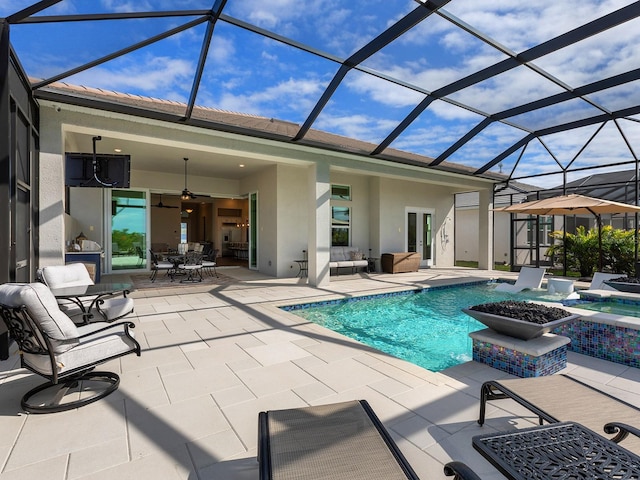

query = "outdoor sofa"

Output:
[[329, 246, 368, 275]]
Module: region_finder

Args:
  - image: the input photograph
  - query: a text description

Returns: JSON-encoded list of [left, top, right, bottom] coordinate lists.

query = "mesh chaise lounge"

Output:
[[258, 399, 480, 480], [478, 374, 640, 453]]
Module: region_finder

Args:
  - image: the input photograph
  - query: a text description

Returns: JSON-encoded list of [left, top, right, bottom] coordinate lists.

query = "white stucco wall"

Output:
[[276, 164, 309, 277], [68, 188, 104, 246], [39, 107, 67, 267], [241, 165, 279, 276], [376, 178, 456, 267], [455, 208, 510, 264]]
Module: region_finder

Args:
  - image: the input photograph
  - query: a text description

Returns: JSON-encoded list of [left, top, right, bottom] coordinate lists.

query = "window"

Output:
[[180, 222, 187, 243], [331, 206, 350, 246], [526, 215, 553, 246], [331, 184, 351, 201]]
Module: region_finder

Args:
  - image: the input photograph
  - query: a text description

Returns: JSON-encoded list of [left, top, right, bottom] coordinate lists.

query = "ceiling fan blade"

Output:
[[152, 194, 180, 208], [188, 192, 211, 198], [152, 201, 180, 209]]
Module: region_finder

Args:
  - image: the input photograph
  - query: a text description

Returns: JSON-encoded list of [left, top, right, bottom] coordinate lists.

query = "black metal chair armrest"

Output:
[[76, 321, 141, 355], [76, 320, 136, 338], [443, 461, 482, 480], [604, 422, 640, 444]]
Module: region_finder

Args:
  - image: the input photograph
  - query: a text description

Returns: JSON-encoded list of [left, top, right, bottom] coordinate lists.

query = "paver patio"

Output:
[[1, 267, 639, 479]]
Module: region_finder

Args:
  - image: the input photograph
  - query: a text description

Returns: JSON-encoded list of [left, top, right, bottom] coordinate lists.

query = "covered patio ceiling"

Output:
[[3, 1, 640, 188]]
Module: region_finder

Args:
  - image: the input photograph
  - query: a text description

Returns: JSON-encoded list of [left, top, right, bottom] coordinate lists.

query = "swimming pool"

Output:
[[285, 283, 568, 372]]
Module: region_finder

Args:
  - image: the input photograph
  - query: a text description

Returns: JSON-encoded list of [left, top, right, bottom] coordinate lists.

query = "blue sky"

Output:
[[3, 0, 640, 188]]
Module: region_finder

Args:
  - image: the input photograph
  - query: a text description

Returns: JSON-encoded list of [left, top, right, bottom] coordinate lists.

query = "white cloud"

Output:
[[100, 0, 153, 13], [209, 35, 236, 65], [215, 77, 326, 118], [345, 70, 424, 108], [69, 55, 194, 99], [315, 113, 398, 144]]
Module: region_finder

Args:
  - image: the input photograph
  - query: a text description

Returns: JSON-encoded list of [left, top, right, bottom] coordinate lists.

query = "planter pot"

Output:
[[604, 281, 640, 294], [462, 308, 580, 341]]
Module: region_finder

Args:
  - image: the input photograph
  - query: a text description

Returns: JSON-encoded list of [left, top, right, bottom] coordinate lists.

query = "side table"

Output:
[[367, 257, 378, 273], [473, 421, 640, 479], [294, 259, 308, 277]]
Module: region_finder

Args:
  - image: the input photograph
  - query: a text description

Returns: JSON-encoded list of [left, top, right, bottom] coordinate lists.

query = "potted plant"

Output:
[[462, 300, 579, 341]]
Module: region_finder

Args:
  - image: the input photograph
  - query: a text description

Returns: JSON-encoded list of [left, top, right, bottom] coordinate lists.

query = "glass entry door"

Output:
[[406, 209, 433, 267], [249, 192, 258, 269], [110, 190, 147, 271]]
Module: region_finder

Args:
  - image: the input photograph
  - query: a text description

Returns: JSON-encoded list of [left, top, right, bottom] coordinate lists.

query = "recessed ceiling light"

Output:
[[114, 148, 122, 153], [239, 164, 245, 168]]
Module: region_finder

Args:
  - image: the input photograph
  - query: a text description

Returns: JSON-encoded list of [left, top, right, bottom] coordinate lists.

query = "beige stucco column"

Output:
[[478, 188, 494, 270], [307, 162, 331, 286], [38, 108, 66, 267]]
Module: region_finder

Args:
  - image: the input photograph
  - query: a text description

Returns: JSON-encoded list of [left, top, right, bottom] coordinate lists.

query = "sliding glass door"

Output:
[[249, 192, 258, 269], [110, 190, 147, 271]]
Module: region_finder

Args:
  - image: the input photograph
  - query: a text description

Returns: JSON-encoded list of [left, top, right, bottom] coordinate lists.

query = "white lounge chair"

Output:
[[565, 272, 622, 300], [495, 266, 546, 293]]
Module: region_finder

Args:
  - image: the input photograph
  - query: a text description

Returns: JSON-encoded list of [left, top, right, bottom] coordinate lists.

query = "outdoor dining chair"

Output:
[[177, 251, 203, 282], [201, 248, 219, 277], [149, 249, 175, 282]]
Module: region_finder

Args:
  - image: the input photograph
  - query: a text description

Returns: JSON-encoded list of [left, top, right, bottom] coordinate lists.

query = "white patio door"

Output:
[[406, 208, 433, 267]]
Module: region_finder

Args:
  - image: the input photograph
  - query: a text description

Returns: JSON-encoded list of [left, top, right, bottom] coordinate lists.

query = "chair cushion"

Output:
[[0, 283, 79, 353], [350, 250, 364, 260], [39, 263, 94, 288], [23, 321, 138, 375], [100, 297, 135, 321], [330, 247, 349, 262], [154, 261, 174, 269]]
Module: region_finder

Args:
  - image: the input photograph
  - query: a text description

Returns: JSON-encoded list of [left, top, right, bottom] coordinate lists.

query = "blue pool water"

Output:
[[287, 283, 568, 372], [571, 300, 640, 318]]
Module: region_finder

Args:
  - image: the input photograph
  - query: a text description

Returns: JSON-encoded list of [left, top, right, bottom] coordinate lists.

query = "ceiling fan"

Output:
[[180, 157, 211, 200], [152, 194, 179, 209], [181, 157, 196, 200]]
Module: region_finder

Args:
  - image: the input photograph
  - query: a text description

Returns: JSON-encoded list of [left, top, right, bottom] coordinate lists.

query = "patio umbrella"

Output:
[[493, 194, 640, 271]]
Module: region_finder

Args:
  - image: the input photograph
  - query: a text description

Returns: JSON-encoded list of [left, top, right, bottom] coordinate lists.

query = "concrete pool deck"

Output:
[[1, 267, 639, 479]]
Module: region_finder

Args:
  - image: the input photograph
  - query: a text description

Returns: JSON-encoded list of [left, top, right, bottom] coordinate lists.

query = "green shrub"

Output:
[[546, 225, 637, 277], [602, 226, 637, 276]]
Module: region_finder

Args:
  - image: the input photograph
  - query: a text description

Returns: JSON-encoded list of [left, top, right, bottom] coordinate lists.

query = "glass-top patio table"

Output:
[[473, 421, 640, 479]]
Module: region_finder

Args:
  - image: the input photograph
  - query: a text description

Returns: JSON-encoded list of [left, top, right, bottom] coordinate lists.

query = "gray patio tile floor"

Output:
[[0, 267, 639, 479]]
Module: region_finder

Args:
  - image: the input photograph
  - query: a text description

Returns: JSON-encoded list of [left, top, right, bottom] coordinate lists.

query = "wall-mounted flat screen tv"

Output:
[[65, 152, 131, 188]]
